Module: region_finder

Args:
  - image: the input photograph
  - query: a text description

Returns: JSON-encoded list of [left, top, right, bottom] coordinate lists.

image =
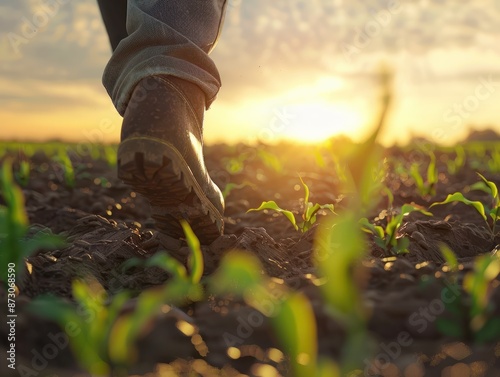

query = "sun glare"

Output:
[[284, 102, 364, 143]]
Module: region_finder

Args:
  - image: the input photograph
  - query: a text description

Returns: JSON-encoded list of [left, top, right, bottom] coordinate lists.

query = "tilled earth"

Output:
[[1, 141, 500, 377]]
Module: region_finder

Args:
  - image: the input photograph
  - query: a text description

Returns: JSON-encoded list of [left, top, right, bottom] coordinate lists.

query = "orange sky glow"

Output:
[[1, 1, 500, 146]]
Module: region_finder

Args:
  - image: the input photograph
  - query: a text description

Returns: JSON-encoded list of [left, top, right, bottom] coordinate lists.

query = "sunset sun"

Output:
[[284, 102, 364, 143]]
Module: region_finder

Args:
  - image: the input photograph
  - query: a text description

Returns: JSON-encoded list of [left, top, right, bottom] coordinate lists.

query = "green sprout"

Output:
[[15, 159, 30, 187], [463, 254, 500, 343], [103, 145, 117, 167], [431, 173, 499, 236], [360, 203, 432, 256], [435, 245, 466, 340], [309, 68, 395, 374], [437, 250, 500, 343], [0, 161, 65, 284], [121, 220, 205, 296], [248, 176, 335, 233], [487, 146, 500, 173], [440, 243, 459, 277], [31, 279, 127, 375], [409, 151, 438, 197], [209, 251, 320, 377], [331, 151, 348, 184], [257, 149, 283, 173], [446, 145, 466, 175], [224, 152, 251, 174], [32, 221, 205, 376], [222, 181, 256, 199], [181, 219, 204, 284], [56, 148, 76, 188], [314, 213, 372, 374], [274, 292, 318, 377]]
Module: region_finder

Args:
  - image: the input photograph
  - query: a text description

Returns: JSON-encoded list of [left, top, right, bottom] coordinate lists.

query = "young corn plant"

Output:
[[0, 160, 65, 284], [431, 173, 500, 236], [209, 251, 331, 377], [312, 68, 394, 374], [122, 220, 205, 298], [247, 176, 335, 233], [435, 244, 466, 339], [487, 146, 500, 173], [463, 254, 500, 343], [32, 221, 204, 376], [14, 159, 30, 187], [222, 181, 256, 199], [258, 149, 283, 173], [315, 213, 373, 374], [102, 145, 117, 167], [436, 249, 500, 343], [360, 203, 432, 256], [55, 148, 76, 188], [467, 143, 486, 171], [410, 151, 438, 197], [446, 145, 466, 175], [104, 220, 205, 372], [224, 151, 252, 174], [30, 278, 128, 376]]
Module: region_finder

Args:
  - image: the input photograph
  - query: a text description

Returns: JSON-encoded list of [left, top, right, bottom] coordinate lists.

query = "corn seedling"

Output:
[[258, 149, 283, 173], [30, 279, 128, 375], [410, 151, 438, 197], [224, 152, 252, 174], [105, 220, 205, 370], [435, 245, 466, 340], [0, 161, 65, 284], [467, 143, 486, 171], [309, 70, 394, 373], [463, 254, 500, 343], [332, 152, 348, 184], [440, 243, 460, 278], [55, 148, 76, 188], [360, 204, 432, 256], [122, 220, 205, 294], [103, 145, 117, 167], [14, 159, 30, 187], [431, 173, 500, 236], [487, 146, 500, 173], [314, 213, 372, 374], [437, 252, 500, 343], [222, 181, 256, 199], [210, 251, 322, 377], [248, 176, 335, 233], [446, 145, 466, 175], [32, 221, 205, 375], [313, 147, 327, 169]]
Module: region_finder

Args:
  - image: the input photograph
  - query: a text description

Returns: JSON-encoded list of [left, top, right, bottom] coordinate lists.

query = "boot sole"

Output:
[[117, 137, 224, 244]]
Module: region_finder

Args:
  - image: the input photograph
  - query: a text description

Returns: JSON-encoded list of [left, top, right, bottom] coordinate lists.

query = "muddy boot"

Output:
[[117, 75, 224, 244]]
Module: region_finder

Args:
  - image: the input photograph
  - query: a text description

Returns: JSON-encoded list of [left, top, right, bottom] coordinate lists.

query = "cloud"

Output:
[[1, 0, 109, 76], [212, 0, 500, 103]]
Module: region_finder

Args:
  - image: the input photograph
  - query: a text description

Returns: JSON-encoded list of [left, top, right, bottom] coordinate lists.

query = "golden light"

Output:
[[283, 101, 364, 143]]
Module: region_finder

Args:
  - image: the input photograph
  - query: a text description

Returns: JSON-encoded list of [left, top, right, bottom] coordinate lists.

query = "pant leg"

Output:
[[102, 0, 228, 116], [97, 0, 128, 51]]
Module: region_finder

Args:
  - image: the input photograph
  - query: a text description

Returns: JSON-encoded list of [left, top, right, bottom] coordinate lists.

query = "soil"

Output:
[[1, 140, 500, 377]]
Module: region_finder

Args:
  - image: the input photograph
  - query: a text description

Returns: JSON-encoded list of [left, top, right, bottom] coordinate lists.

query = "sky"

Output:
[[1, 0, 500, 146]]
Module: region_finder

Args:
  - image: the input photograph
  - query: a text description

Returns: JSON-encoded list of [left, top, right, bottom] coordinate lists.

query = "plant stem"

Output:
[[492, 206, 500, 236]]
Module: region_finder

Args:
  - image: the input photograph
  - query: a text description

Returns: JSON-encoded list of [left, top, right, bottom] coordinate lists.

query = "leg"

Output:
[[102, 0, 227, 115], [99, 0, 228, 244], [96, 0, 128, 51]]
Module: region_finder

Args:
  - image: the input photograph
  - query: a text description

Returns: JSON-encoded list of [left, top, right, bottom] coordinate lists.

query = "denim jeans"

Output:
[[97, 0, 228, 115]]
